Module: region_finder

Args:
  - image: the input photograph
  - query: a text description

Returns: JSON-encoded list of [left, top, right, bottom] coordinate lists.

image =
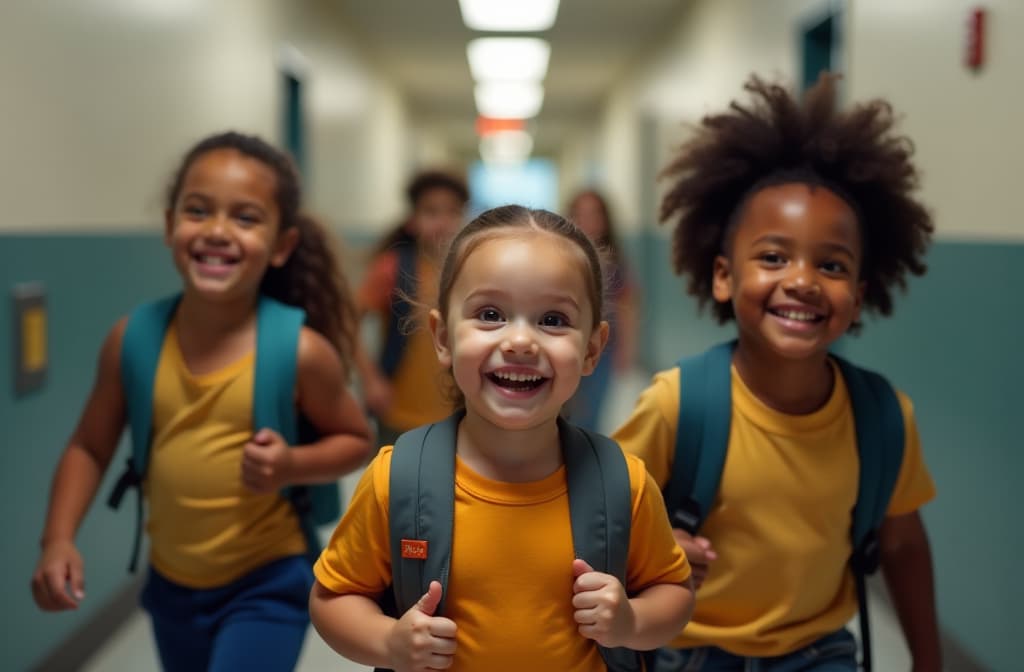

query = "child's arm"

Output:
[[879, 510, 942, 672], [32, 320, 128, 611], [242, 328, 372, 493], [571, 559, 695, 651], [310, 580, 457, 671]]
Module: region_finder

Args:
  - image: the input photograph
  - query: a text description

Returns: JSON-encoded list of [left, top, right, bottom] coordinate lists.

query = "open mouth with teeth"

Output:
[[487, 370, 548, 392], [192, 251, 240, 266], [768, 308, 825, 324]]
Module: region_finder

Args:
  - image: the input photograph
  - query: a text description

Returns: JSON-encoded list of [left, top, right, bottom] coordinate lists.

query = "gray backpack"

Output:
[[377, 412, 644, 672]]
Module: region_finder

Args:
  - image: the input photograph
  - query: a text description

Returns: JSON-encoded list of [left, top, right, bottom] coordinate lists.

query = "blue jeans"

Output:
[[652, 629, 858, 672], [141, 554, 313, 672]]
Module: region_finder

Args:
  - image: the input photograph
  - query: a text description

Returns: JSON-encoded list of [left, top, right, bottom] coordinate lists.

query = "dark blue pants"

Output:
[[652, 629, 858, 671], [141, 555, 313, 672]]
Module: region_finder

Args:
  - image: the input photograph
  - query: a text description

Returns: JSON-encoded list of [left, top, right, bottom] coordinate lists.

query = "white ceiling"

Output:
[[334, 0, 688, 159]]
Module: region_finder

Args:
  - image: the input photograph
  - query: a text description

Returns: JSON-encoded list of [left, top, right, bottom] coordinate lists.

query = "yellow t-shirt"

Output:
[[145, 327, 307, 588], [359, 250, 451, 431], [314, 445, 692, 671], [613, 361, 936, 656]]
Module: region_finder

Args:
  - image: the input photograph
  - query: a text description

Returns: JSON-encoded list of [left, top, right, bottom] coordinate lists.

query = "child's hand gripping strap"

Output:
[[253, 296, 341, 557]]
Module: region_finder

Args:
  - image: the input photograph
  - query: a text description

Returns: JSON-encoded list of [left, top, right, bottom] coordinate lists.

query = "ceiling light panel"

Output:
[[467, 38, 551, 82], [458, 0, 560, 32], [474, 81, 545, 119]]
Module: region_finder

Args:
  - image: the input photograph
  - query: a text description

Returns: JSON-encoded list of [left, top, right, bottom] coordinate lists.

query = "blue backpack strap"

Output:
[[387, 413, 460, 618], [378, 241, 417, 379], [834, 356, 904, 672], [106, 294, 181, 572], [560, 419, 642, 672], [664, 341, 735, 535], [253, 296, 341, 557]]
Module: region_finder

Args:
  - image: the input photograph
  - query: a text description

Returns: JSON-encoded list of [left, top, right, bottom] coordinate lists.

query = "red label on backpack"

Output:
[[401, 539, 428, 560]]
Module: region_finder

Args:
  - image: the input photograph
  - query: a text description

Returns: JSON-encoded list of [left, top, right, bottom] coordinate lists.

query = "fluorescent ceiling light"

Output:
[[458, 0, 559, 32], [480, 130, 534, 166], [467, 38, 550, 83], [474, 81, 544, 119]]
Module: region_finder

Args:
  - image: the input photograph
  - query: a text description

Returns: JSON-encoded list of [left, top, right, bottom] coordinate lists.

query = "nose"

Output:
[[783, 263, 821, 297], [501, 322, 539, 357], [199, 212, 229, 240]]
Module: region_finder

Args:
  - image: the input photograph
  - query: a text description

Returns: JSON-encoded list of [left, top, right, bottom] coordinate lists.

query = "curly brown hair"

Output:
[[166, 131, 358, 372], [659, 73, 933, 325]]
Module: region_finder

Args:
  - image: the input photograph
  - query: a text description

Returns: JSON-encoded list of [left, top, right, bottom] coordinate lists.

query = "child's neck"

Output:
[[456, 412, 563, 483], [174, 290, 258, 373], [733, 339, 834, 415]]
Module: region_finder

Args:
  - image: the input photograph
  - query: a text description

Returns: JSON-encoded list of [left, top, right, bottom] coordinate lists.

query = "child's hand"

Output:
[[241, 428, 294, 493], [671, 529, 717, 590], [387, 580, 457, 672], [31, 540, 85, 611], [571, 558, 636, 648]]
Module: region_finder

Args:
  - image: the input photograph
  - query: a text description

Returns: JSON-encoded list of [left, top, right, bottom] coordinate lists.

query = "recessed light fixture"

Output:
[[474, 81, 545, 119], [458, 0, 560, 32], [467, 37, 551, 83]]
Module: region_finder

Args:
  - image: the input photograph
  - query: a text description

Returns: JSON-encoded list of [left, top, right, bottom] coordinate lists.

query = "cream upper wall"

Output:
[[847, 0, 1023, 241], [574, 0, 1021, 241], [0, 0, 417, 234]]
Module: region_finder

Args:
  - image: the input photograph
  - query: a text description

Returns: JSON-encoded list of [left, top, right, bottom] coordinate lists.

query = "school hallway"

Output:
[[78, 372, 914, 672]]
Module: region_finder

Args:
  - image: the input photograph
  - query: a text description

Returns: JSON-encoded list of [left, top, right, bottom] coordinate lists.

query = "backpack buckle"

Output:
[[671, 497, 702, 535], [850, 529, 881, 574]]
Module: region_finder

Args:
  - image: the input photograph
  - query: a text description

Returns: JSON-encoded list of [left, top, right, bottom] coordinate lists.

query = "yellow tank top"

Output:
[[145, 325, 307, 588]]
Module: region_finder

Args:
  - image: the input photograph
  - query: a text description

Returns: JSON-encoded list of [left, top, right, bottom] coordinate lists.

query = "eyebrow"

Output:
[[181, 192, 266, 213], [751, 234, 856, 258], [466, 287, 581, 312]]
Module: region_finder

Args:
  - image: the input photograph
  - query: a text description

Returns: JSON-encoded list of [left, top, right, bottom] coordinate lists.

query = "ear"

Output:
[[711, 254, 733, 304], [163, 209, 174, 246], [582, 321, 610, 376], [270, 226, 300, 268], [428, 309, 452, 367]]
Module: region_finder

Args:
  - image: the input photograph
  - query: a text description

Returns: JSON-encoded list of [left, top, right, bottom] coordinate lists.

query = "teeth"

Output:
[[494, 371, 542, 383], [777, 310, 817, 321], [198, 255, 229, 265]]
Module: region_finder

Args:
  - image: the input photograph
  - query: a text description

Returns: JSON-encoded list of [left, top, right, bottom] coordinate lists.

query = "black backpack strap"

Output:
[[387, 413, 460, 617], [663, 341, 735, 535], [835, 357, 905, 672], [378, 241, 417, 379], [561, 418, 643, 672]]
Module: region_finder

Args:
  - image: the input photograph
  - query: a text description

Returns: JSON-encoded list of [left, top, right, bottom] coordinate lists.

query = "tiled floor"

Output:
[[80, 372, 913, 671]]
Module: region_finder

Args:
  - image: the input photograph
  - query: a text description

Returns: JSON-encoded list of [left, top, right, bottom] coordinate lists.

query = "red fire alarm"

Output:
[[966, 7, 986, 71]]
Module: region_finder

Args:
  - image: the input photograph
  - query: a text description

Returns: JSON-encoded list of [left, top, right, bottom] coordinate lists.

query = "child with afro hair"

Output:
[[614, 74, 941, 671]]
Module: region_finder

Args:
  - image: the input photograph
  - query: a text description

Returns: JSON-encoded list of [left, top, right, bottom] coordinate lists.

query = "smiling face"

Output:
[[430, 230, 608, 432], [713, 182, 865, 361], [164, 149, 297, 303]]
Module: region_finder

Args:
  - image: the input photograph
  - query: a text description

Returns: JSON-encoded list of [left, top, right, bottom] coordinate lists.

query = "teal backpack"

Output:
[[376, 412, 645, 672], [663, 341, 904, 672], [106, 293, 341, 571]]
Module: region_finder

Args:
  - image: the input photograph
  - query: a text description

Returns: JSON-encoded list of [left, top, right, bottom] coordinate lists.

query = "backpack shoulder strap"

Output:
[[119, 294, 181, 476], [253, 295, 305, 446], [560, 419, 642, 672], [388, 413, 460, 617], [379, 242, 417, 379], [835, 356, 905, 563], [107, 293, 180, 572], [664, 340, 735, 534], [834, 356, 905, 672]]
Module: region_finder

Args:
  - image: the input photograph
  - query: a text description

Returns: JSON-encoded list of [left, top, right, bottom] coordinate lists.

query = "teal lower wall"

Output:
[[2, 233, 1018, 670], [1, 234, 178, 671], [628, 234, 1019, 671]]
